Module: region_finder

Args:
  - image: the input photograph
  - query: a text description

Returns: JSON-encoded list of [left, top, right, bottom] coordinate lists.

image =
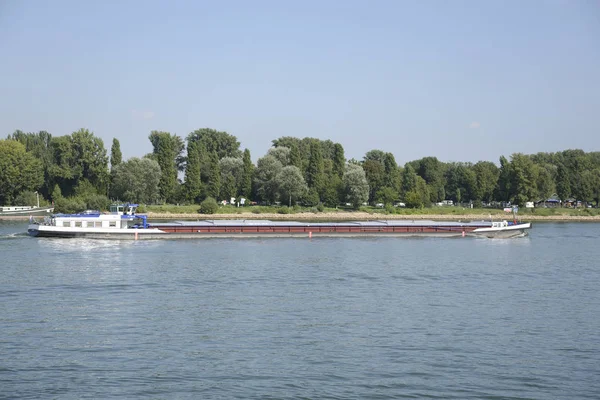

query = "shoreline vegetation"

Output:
[[4, 206, 599, 221], [2, 130, 599, 219]]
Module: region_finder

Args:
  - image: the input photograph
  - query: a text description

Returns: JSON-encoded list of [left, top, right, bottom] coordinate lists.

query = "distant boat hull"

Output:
[[472, 222, 532, 238], [1, 206, 54, 217]]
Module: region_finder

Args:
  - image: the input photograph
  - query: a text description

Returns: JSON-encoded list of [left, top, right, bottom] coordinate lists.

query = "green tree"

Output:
[[149, 131, 184, 203], [267, 147, 291, 166], [205, 151, 221, 199], [254, 155, 283, 203], [382, 152, 401, 193], [0, 140, 44, 204], [111, 157, 162, 204], [220, 174, 237, 201], [472, 161, 499, 203], [343, 163, 369, 209], [8, 130, 53, 197], [404, 176, 430, 208], [401, 164, 418, 197], [187, 128, 241, 159], [71, 128, 109, 193], [219, 157, 244, 199], [289, 143, 302, 170], [110, 138, 122, 168], [200, 197, 219, 214], [332, 143, 346, 178], [445, 162, 476, 204], [363, 159, 385, 203], [536, 164, 556, 205], [497, 156, 513, 202], [241, 149, 254, 198], [413, 156, 446, 202], [306, 140, 325, 197], [276, 165, 308, 206], [509, 153, 538, 206], [184, 140, 202, 203], [376, 186, 398, 206], [556, 163, 571, 205]]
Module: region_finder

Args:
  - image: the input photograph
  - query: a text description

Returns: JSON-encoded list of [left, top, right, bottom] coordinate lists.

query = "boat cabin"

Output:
[[109, 203, 138, 215]]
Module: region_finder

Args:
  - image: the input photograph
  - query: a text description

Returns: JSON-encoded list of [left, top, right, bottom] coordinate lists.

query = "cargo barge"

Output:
[[27, 204, 531, 239]]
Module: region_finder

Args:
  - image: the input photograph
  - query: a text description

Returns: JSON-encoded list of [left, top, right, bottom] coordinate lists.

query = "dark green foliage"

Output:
[[472, 161, 499, 203], [241, 149, 254, 198], [200, 197, 218, 214], [110, 138, 122, 168], [363, 159, 385, 203], [149, 131, 184, 203], [303, 188, 321, 207], [332, 143, 346, 178], [205, 151, 221, 199], [413, 156, 445, 202], [220, 173, 237, 201], [444, 162, 476, 204], [376, 186, 397, 206], [187, 128, 241, 159], [184, 140, 202, 203], [0, 140, 44, 204], [54, 196, 87, 213], [556, 163, 571, 203], [14, 191, 45, 207], [289, 143, 302, 170], [306, 141, 325, 198]]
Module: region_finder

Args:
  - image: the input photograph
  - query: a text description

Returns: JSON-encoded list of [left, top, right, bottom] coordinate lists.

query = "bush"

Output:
[[316, 202, 325, 212], [84, 194, 110, 211], [14, 191, 40, 207], [277, 206, 293, 214], [54, 196, 87, 214], [199, 197, 219, 214], [136, 204, 147, 213]]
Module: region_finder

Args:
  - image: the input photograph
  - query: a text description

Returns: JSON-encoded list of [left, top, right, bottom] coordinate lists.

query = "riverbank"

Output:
[[3, 211, 599, 222], [145, 211, 600, 221]]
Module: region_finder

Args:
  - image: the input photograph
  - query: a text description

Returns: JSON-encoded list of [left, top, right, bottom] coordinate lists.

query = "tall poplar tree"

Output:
[[184, 140, 202, 203], [110, 138, 122, 168], [241, 148, 254, 198], [306, 140, 325, 195], [149, 131, 183, 203], [205, 151, 221, 199]]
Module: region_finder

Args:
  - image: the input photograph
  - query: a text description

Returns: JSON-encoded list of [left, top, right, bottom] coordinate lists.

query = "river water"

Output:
[[1, 221, 599, 399]]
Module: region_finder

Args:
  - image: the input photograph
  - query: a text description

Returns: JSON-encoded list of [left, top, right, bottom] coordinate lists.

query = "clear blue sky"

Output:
[[1, 0, 598, 164]]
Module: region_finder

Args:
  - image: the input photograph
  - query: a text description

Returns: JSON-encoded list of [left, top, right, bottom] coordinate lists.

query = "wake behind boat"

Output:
[[27, 203, 531, 239]]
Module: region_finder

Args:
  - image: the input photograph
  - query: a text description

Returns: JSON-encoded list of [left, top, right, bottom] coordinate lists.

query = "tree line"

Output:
[[2, 128, 599, 212]]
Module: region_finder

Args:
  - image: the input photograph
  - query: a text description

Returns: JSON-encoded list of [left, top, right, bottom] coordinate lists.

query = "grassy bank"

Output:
[[143, 204, 600, 221]]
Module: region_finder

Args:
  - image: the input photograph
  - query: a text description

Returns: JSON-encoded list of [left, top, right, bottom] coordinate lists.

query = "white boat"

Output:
[[0, 205, 54, 216], [27, 204, 166, 239], [471, 220, 532, 238]]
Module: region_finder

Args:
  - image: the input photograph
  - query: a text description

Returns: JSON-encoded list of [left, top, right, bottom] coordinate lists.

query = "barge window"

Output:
[[109, 221, 117, 228]]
